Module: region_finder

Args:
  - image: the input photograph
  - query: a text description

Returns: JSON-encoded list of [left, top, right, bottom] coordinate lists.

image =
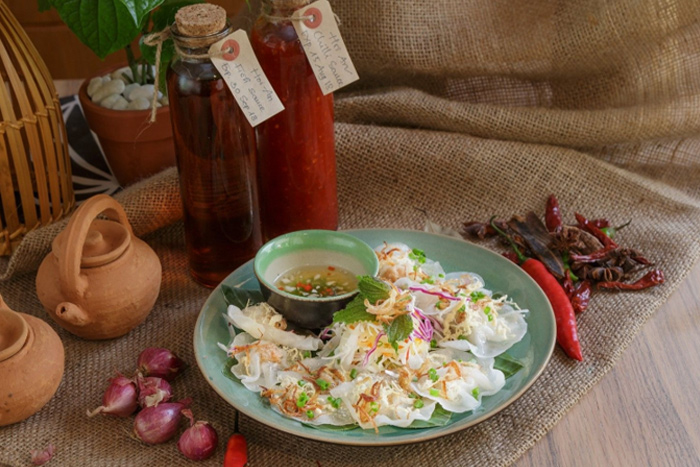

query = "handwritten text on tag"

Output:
[[209, 30, 284, 127], [292, 0, 359, 95]]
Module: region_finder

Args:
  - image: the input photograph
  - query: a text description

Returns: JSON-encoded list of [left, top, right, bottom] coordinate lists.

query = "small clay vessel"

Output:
[[36, 194, 162, 340], [0, 295, 64, 426]]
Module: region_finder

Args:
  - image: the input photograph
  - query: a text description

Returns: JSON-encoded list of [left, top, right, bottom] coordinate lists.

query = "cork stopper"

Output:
[[175, 4, 227, 37]]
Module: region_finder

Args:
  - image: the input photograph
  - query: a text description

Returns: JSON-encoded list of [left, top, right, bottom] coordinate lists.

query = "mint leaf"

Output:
[[494, 353, 524, 379], [221, 356, 238, 382], [332, 296, 376, 324], [357, 276, 391, 304], [220, 285, 264, 309], [385, 314, 413, 346], [51, 0, 142, 59]]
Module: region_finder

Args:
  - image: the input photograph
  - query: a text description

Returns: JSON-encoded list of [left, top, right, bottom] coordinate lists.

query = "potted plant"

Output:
[[40, 0, 201, 186]]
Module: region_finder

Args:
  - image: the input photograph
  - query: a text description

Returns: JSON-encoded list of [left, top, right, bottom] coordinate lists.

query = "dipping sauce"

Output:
[[274, 265, 357, 297]]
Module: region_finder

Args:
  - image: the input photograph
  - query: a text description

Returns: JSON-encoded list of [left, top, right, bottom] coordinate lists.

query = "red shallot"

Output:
[[177, 409, 218, 461], [137, 376, 172, 408], [133, 398, 191, 444], [30, 444, 55, 466], [87, 374, 138, 418], [137, 347, 186, 381]]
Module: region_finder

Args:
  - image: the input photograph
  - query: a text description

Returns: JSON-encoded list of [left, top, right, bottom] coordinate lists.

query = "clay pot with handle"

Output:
[[0, 295, 64, 426], [36, 194, 162, 340]]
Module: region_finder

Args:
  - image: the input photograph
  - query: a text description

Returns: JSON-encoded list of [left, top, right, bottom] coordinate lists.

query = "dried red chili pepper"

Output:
[[575, 213, 618, 249], [570, 281, 592, 313], [589, 219, 611, 229], [545, 194, 563, 232], [569, 245, 618, 263], [492, 218, 582, 361], [598, 269, 665, 290]]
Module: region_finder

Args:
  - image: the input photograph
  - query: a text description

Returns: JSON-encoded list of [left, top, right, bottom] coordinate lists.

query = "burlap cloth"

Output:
[[2, 0, 700, 465]]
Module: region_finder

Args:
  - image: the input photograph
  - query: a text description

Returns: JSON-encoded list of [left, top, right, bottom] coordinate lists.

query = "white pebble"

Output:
[[110, 96, 129, 110], [129, 84, 162, 102], [87, 77, 104, 98], [123, 83, 141, 101], [102, 75, 111, 82], [126, 97, 151, 110], [111, 66, 133, 82], [98, 93, 123, 109], [91, 79, 125, 103]]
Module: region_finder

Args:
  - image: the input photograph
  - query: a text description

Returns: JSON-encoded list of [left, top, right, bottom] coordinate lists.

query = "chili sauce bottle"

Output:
[[252, 0, 339, 240], [167, 5, 262, 287]]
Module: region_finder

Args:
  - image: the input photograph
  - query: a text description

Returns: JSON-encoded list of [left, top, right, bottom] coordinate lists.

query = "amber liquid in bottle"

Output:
[[167, 31, 262, 288]]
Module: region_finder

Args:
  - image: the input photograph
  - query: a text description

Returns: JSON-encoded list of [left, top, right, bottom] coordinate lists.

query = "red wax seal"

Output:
[[303, 7, 323, 29], [221, 39, 240, 61]]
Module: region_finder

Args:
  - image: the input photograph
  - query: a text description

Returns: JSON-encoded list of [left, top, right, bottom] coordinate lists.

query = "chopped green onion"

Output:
[[350, 368, 357, 379], [413, 399, 424, 409], [306, 410, 314, 419], [297, 380, 305, 387], [471, 387, 480, 399], [428, 368, 438, 382], [296, 393, 309, 408], [430, 339, 438, 349], [484, 306, 491, 315], [302, 351, 311, 358], [457, 305, 466, 313], [369, 402, 379, 413], [470, 291, 486, 301], [316, 378, 330, 391], [458, 335, 468, 340], [420, 277, 435, 285], [327, 396, 342, 409], [429, 388, 440, 397], [409, 248, 427, 264], [438, 273, 445, 278], [488, 314, 494, 322], [408, 392, 417, 398]]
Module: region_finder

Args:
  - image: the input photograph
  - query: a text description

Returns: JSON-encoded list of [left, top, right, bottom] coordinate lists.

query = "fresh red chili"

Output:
[[224, 411, 247, 467], [545, 194, 563, 232], [575, 213, 618, 249], [598, 269, 664, 290], [570, 280, 592, 313], [491, 218, 583, 361]]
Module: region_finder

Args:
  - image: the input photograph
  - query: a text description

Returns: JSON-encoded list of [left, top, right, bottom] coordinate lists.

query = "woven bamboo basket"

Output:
[[0, 1, 74, 255]]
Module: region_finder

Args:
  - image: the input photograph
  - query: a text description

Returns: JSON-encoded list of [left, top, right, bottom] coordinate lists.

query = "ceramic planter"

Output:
[[36, 194, 162, 340], [0, 296, 64, 426], [78, 63, 175, 187]]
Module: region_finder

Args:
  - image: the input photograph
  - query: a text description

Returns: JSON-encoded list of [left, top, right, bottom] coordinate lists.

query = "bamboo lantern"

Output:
[[0, 1, 74, 255]]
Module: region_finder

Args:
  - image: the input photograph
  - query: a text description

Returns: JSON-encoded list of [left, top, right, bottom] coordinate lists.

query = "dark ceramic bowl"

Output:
[[254, 230, 379, 329]]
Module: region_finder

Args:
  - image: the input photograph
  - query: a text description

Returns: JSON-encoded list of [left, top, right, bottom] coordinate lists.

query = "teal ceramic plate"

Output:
[[194, 229, 556, 446]]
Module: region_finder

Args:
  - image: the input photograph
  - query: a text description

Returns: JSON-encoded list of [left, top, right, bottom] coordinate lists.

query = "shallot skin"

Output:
[[133, 401, 188, 444], [177, 421, 218, 460], [137, 376, 172, 408], [137, 347, 186, 381], [87, 375, 138, 418]]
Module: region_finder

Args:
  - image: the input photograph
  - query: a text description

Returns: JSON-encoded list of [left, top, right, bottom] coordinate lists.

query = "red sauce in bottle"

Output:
[[251, 0, 338, 240], [168, 23, 262, 287]]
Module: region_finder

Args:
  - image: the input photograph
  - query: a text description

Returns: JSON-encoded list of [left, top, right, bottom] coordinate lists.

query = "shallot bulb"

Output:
[[137, 376, 172, 408], [137, 347, 186, 381], [87, 375, 138, 418], [30, 444, 55, 466], [133, 398, 191, 445], [177, 409, 218, 461]]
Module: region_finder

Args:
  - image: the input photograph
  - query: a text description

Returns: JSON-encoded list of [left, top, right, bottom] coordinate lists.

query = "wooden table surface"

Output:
[[55, 79, 700, 467]]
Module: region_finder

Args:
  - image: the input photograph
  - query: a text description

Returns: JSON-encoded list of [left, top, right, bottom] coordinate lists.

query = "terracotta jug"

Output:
[[36, 194, 162, 340], [0, 295, 64, 426]]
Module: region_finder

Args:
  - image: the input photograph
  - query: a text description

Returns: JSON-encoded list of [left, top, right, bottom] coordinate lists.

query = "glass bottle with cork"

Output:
[[251, 0, 339, 241], [167, 4, 262, 287]]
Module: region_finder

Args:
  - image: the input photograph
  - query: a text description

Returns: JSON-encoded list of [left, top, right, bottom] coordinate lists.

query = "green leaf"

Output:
[[406, 405, 452, 428], [221, 356, 238, 382], [385, 314, 413, 346], [494, 353, 524, 379], [51, 0, 143, 59], [357, 276, 391, 304], [38, 0, 53, 12], [220, 285, 264, 309], [332, 295, 376, 324], [117, 0, 165, 28]]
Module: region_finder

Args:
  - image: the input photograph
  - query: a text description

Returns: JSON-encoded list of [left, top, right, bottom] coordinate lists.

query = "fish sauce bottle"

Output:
[[167, 4, 262, 287], [252, 0, 339, 241]]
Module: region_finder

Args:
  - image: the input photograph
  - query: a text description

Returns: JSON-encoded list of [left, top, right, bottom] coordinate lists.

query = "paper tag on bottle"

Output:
[[209, 30, 285, 127], [292, 0, 359, 95]]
